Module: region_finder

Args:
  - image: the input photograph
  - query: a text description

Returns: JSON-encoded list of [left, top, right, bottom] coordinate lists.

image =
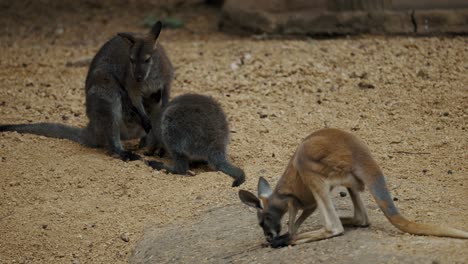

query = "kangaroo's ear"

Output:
[[148, 21, 162, 43], [239, 190, 262, 209], [118, 33, 136, 46], [258, 177, 272, 198]]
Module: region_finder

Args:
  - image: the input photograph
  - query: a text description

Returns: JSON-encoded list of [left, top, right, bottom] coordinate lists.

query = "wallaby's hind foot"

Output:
[[147, 160, 165, 170], [210, 154, 245, 187], [148, 153, 195, 176]]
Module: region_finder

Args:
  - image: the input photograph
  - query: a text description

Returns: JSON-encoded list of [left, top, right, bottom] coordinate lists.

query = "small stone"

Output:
[[393, 197, 399, 201], [447, 170, 453, 174], [358, 82, 375, 89], [259, 113, 268, 119], [417, 69, 429, 79], [230, 62, 239, 71], [339, 191, 347, 197], [62, 115, 69, 121], [41, 224, 48, 230], [9, 181, 20, 187], [422, 169, 428, 174], [120, 233, 130, 242], [72, 258, 81, 264], [442, 112, 449, 117]]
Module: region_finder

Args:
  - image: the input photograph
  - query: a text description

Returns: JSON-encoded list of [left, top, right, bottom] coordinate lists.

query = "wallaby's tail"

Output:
[[209, 153, 245, 187], [361, 172, 468, 239], [0, 123, 83, 143]]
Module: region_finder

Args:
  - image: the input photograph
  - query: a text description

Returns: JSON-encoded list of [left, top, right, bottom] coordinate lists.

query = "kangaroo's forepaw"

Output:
[[138, 136, 147, 149], [270, 233, 292, 248], [120, 151, 141, 161], [141, 117, 152, 133], [156, 148, 166, 158], [144, 150, 156, 156]]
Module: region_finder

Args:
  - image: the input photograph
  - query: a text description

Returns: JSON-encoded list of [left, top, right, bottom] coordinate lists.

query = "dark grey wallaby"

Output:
[[0, 21, 173, 162], [144, 94, 246, 187]]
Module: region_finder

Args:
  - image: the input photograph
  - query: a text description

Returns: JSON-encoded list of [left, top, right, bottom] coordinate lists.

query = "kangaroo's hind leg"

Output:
[[148, 152, 191, 175], [86, 84, 141, 161], [340, 187, 370, 227]]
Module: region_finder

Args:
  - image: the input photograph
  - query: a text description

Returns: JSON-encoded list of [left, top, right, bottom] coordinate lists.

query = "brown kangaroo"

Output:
[[239, 128, 468, 248]]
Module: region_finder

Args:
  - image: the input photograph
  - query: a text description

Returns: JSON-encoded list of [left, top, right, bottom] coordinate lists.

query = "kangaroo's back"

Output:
[[85, 36, 129, 92], [162, 94, 229, 145], [303, 128, 382, 177]]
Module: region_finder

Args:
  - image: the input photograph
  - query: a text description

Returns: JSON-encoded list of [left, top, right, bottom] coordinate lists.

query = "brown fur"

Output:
[[239, 128, 468, 247]]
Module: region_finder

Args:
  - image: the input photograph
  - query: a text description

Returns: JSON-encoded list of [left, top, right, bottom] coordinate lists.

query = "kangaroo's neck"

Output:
[[274, 152, 316, 209]]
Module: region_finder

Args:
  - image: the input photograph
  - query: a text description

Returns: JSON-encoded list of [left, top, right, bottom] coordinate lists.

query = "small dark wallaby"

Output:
[[0, 21, 173, 162], [144, 94, 246, 187]]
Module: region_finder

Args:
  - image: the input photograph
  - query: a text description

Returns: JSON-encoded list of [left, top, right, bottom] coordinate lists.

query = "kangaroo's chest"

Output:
[[140, 70, 166, 96]]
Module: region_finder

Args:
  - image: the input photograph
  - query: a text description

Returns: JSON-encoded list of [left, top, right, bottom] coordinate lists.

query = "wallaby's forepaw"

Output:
[[120, 151, 141, 161], [138, 136, 147, 149], [232, 176, 246, 187], [147, 160, 165, 170], [156, 148, 166, 158], [141, 117, 152, 133], [144, 150, 156, 156], [270, 233, 292, 248]]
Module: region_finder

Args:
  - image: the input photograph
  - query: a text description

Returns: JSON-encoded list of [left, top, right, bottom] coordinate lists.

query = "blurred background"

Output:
[[2, 0, 468, 39]]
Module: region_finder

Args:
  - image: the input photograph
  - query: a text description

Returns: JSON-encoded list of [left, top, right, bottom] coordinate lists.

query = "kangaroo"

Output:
[[0, 21, 173, 162], [143, 93, 246, 187], [239, 128, 468, 248]]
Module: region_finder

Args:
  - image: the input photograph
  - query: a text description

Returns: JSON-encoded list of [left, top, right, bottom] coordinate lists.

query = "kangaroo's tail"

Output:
[[0, 123, 83, 143], [360, 172, 468, 239], [209, 153, 245, 187]]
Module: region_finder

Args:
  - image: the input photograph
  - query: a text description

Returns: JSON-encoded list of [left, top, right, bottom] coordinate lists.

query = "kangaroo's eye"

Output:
[[144, 57, 151, 63], [129, 57, 135, 63], [259, 221, 265, 228]]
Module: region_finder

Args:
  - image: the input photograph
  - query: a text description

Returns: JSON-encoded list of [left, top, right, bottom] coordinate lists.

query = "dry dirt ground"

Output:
[[1, 3, 467, 264]]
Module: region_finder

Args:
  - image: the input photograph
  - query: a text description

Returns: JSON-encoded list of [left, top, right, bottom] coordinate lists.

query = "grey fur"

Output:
[[144, 94, 246, 187], [0, 21, 173, 162]]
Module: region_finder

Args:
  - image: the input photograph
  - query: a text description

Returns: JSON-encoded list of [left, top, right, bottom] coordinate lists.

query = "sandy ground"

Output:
[[0, 3, 467, 264]]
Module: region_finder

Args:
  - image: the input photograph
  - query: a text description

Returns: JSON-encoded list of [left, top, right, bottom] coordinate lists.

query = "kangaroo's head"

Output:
[[117, 21, 162, 83], [239, 177, 287, 242]]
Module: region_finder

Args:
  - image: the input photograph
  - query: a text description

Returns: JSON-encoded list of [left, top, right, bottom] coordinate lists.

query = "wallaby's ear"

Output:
[[258, 177, 272, 198], [148, 21, 162, 43], [239, 190, 262, 209], [118, 33, 136, 46]]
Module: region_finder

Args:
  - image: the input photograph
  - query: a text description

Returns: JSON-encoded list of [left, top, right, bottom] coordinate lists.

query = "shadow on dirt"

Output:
[[129, 203, 460, 264]]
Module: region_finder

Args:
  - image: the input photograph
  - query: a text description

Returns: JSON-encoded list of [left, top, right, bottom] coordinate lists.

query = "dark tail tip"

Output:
[[210, 155, 246, 187], [223, 164, 246, 187], [0, 125, 14, 132], [232, 171, 246, 187]]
